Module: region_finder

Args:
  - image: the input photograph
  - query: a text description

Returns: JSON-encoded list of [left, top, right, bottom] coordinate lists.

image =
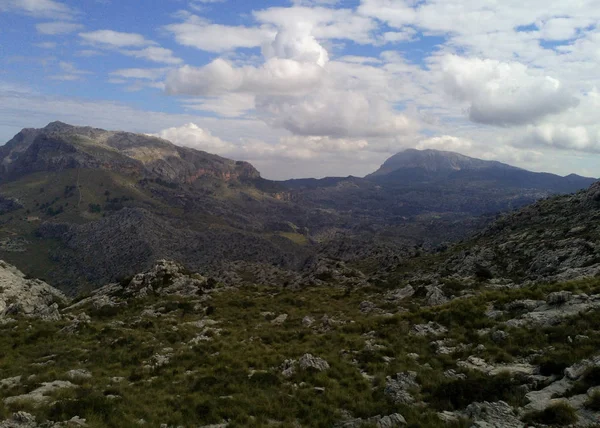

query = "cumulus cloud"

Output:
[[151, 123, 371, 162], [416, 135, 474, 152], [257, 89, 414, 138], [165, 24, 328, 96], [164, 14, 274, 52], [254, 6, 377, 45], [165, 19, 416, 139], [151, 123, 236, 154], [182, 93, 256, 117], [166, 58, 325, 96], [440, 55, 579, 126]]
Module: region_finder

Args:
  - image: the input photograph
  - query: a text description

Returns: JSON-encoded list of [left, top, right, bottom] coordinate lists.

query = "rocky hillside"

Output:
[[0, 121, 260, 184], [0, 122, 596, 297], [385, 181, 600, 292], [2, 250, 600, 427]]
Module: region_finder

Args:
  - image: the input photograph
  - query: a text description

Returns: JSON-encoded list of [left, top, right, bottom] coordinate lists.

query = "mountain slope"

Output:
[[0, 123, 309, 294], [0, 123, 596, 295], [0, 121, 260, 184], [367, 148, 519, 178]]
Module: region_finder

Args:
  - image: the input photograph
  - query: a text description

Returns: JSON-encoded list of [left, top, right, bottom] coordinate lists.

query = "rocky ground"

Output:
[[1, 181, 600, 427], [2, 256, 600, 427]]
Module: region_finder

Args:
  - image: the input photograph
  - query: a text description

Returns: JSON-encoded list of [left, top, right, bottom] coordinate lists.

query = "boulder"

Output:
[[0, 260, 67, 321]]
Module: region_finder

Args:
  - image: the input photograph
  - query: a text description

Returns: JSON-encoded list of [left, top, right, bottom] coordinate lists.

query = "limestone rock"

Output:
[[412, 321, 448, 336], [4, 381, 75, 407], [298, 354, 330, 372], [0, 260, 67, 321], [271, 314, 288, 326], [384, 372, 419, 405], [464, 401, 524, 428]]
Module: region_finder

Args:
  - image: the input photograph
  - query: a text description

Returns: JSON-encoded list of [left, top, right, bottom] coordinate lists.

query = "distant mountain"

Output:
[[368, 148, 519, 178], [0, 122, 306, 294], [0, 124, 596, 295], [367, 148, 596, 193], [0, 121, 260, 184]]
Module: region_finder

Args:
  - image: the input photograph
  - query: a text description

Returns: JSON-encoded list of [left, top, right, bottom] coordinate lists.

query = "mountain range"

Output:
[[0, 122, 596, 294]]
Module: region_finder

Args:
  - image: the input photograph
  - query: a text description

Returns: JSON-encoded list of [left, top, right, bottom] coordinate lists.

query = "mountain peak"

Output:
[[368, 148, 518, 178], [1, 122, 261, 183]]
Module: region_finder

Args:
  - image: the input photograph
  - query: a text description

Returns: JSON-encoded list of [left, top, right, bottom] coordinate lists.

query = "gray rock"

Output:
[[412, 321, 448, 336], [0, 376, 22, 391], [0, 412, 38, 428], [66, 369, 92, 380], [464, 401, 523, 428], [302, 316, 315, 327], [298, 354, 330, 372], [271, 314, 288, 326], [425, 286, 448, 306], [4, 381, 75, 407], [385, 286, 415, 302], [0, 260, 67, 321], [384, 372, 419, 405]]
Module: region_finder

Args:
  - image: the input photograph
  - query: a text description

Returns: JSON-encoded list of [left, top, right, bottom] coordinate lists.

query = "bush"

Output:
[[585, 391, 600, 411], [523, 402, 577, 426], [428, 372, 526, 410]]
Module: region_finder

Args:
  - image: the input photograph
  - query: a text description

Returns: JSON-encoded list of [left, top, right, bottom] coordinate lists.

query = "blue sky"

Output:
[[1, 0, 599, 179]]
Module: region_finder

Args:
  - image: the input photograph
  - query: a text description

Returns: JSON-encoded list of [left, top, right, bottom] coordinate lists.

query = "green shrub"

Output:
[[523, 402, 578, 426], [585, 391, 600, 411], [428, 372, 526, 410]]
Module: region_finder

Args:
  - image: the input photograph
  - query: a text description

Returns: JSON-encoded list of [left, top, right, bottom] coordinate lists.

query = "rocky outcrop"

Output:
[[0, 261, 67, 320], [464, 401, 524, 428], [67, 260, 212, 311], [281, 354, 330, 378]]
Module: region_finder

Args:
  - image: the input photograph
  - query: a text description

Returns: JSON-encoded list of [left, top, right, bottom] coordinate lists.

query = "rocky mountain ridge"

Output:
[[0, 122, 260, 184], [0, 122, 597, 296]]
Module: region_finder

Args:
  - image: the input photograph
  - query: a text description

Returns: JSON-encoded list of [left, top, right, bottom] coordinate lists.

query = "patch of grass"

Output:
[[523, 402, 578, 426]]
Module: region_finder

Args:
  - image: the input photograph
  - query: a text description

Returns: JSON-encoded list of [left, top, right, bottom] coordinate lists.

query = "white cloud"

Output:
[[151, 123, 371, 162], [262, 22, 329, 66], [151, 123, 236, 153], [257, 89, 414, 138], [254, 6, 378, 45], [0, 0, 75, 20], [79, 30, 152, 48], [439, 55, 579, 126], [166, 58, 325, 96], [182, 93, 256, 117], [50, 61, 91, 81], [36, 21, 83, 35], [164, 14, 274, 52], [110, 68, 167, 80], [122, 47, 182, 65], [416, 135, 474, 152]]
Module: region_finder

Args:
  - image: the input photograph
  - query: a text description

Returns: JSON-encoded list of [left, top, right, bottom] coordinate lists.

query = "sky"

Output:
[[1, 0, 600, 179]]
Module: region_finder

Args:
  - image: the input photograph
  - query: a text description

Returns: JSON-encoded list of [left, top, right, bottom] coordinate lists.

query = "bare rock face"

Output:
[[0, 260, 67, 321]]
